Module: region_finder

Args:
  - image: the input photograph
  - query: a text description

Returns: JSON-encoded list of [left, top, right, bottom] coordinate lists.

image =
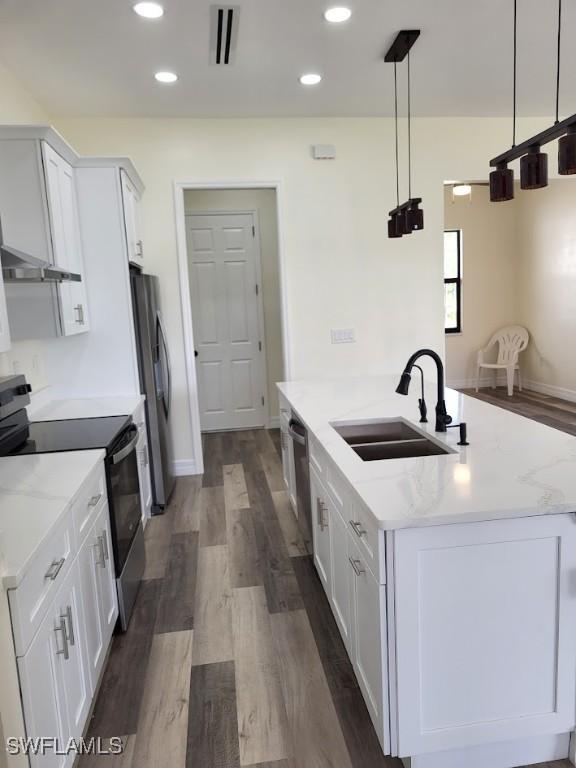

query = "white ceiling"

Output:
[[0, 0, 575, 118]]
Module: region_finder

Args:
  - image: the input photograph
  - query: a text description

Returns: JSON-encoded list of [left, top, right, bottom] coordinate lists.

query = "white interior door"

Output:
[[186, 212, 267, 431]]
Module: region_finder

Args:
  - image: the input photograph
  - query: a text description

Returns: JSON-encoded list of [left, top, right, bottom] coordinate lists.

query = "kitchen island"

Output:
[[278, 376, 576, 768]]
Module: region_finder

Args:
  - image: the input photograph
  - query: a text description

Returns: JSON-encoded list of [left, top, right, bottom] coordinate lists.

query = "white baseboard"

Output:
[[523, 379, 576, 404], [172, 459, 200, 476], [268, 416, 280, 428]]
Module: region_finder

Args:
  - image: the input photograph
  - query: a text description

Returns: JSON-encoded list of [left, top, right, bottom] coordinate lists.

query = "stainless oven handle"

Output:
[[110, 427, 139, 465], [288, 420, 306, 446]]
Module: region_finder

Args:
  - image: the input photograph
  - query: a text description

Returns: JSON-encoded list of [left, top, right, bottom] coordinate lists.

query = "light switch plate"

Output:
[[331, 328, 356, 344]]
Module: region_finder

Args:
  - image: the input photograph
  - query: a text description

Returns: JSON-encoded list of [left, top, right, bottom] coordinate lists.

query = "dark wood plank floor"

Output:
[[82, 423, 573, 768]]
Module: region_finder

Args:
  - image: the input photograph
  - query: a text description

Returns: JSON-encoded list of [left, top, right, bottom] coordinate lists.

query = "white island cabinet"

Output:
[[278, 375, 576, 768], [0, 452, 118, 768]]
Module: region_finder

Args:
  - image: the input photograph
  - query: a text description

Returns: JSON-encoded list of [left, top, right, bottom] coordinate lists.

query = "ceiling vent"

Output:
[[210, 6, 240, 65]]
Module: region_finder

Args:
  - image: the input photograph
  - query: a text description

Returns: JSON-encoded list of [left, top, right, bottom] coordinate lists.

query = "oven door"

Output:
[[106, 425, 142, 576]]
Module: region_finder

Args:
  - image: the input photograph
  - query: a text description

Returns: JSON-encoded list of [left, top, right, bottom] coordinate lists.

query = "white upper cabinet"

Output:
[[0, 128, 90, 339], [120, 169, 143, 266], [42, 143, 90, 336]]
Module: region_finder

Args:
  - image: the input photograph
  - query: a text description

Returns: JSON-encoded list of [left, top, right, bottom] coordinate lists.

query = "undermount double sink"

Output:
[[332, 419, 453, 462]]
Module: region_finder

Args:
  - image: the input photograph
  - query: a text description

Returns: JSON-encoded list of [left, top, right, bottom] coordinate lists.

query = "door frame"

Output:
[[173, 180, 291, 475], [185, 208, 270, 433]]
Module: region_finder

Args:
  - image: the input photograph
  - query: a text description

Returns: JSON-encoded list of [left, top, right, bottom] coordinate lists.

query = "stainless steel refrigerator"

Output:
[[131, 271, 175, 512]]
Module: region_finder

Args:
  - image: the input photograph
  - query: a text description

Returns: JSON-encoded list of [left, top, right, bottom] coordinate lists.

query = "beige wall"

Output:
[[444, 180, 576, 398], [444, 186, 519, 385], [516, 180, 576, 395], [51, 115, 551, 464], [184, 188, 283, 418]]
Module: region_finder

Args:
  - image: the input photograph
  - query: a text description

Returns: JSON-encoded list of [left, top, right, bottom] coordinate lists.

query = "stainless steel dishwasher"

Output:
[[288, 414, 312, 554]]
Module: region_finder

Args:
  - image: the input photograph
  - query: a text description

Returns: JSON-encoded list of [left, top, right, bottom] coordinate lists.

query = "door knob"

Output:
[[194, 350, 199, 358]]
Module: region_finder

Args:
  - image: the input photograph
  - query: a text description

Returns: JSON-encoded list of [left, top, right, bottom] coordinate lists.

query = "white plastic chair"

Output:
[[475, 326, 529, 396]]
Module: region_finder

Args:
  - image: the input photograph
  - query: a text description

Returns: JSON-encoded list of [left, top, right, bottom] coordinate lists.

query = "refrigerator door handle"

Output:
[[156, 313, 172, 418]]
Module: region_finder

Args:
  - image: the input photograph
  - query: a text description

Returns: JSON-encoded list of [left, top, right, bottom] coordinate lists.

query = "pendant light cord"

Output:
[[555, 0, 562, 123], [394, 60, 400, 207], [407, 49, 412, 199], [512, 0, 517, 146]]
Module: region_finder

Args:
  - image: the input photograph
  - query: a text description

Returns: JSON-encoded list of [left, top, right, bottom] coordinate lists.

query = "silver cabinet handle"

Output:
[[74, 304, 85, 325], [93, 536, 105, 568], [136, 240, 143, 257], [349, 520, 366, 538], [54, 617, 69, 660], [45, 558, 65, 581], [61, 606, 75, 647], [349, 557, 366, 576], [316, 498, 328, 531], [88, 493, 102, 508], [101, 530, 110, 562]]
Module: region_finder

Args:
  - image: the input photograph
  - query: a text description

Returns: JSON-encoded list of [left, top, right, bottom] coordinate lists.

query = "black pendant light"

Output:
[[520, 145, 548, 189], [490, 0, 575, 196], [385, 30, 423, 238], [559, 125, 576, 174]]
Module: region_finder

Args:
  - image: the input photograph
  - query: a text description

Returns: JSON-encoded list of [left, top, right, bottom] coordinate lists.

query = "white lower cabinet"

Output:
[[18, 561, 90, 768], [347, 535, 387, 748], [78, 503, 118, 691], [329, 501, 353, 654], [280, 409, 297, 511], [392, 514, 576, 758], [309, 461, 388, 750], [12, 463, 118, 767], [310, 466, 331, 594]]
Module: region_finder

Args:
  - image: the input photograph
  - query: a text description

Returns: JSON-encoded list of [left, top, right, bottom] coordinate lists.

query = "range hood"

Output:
[[0, 245, 81, 283]]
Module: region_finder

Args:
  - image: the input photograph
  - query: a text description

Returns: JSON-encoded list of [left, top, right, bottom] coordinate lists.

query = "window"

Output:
[[444, 230, 462, 333]]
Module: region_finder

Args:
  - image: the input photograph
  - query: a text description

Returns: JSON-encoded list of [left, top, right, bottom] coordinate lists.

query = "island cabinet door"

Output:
[[329, 501, 353, 654], [310, 466, 331, 595], [348, 534, 389, 752], [391, 514, 576, 758]]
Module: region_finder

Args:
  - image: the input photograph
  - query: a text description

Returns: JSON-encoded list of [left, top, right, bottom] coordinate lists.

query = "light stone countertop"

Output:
[[0, 451, 105, 588], [28, 395, 144, 421], [278, 376, 576, 530]]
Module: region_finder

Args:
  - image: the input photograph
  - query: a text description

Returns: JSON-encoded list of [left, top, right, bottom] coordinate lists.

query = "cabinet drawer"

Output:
[[9, 513, 74, 656], [72, 462, 107, 548], [347, 496, 385, 584], [308, 434, 326, 477]]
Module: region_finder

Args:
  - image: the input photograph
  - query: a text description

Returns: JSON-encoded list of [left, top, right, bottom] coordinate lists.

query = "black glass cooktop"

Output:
[[9, 415, 131, 455]]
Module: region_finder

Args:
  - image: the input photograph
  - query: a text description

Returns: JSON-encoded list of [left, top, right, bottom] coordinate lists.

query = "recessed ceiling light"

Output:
[[155, 71, 178, 83], [453, 184, 472, 196], [133, 2, 164, 19], [300, 73, 322, 86], [324, 6, 352, 23]]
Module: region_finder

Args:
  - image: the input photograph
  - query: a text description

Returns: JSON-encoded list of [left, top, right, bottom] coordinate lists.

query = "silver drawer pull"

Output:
[[93, 536, 105, 568], [349, 557, 366, 576], [54, 618, 69, 660], [316, 499, 328, 531], [349, 520, 366, 538], [101, 531, 110, 562], [61, 606, 75, 647], [45, 558, 65, 581], [88, 493, 103, 508], [136, 240, 143, 257]]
